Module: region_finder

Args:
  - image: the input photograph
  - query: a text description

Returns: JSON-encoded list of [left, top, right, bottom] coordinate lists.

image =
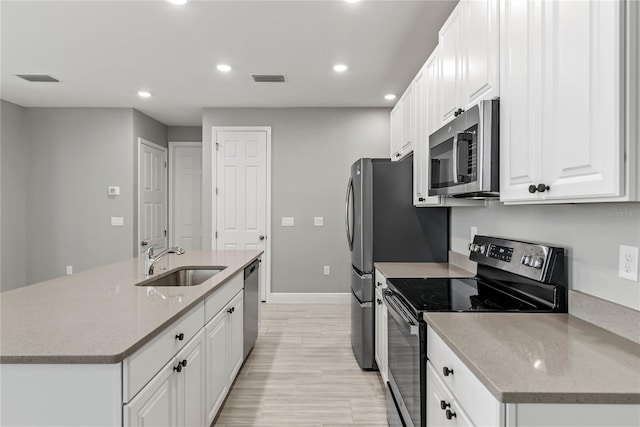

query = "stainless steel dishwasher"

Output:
[[243, 259, 259, 358]]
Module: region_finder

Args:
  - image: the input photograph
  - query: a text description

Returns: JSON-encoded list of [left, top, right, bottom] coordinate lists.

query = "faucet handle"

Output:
[[145, 246, 155, 257]]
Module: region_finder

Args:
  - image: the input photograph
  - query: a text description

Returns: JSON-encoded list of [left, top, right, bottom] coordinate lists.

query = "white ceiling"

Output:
[[1, 0, 457, 126]]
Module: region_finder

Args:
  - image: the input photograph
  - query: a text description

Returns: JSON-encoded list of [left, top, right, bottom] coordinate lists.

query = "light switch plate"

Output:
[[282, 217, 294, 227], [111, 216, 124, 226], [314, 217, 324, 226], [108, 186, 120, 196]]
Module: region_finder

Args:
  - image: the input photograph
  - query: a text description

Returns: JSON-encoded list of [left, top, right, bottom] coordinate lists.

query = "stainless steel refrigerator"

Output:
[[345, 158, 448, 370]]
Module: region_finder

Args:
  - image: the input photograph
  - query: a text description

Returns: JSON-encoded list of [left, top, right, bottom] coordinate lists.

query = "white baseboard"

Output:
[[267, 293, 350, 304]]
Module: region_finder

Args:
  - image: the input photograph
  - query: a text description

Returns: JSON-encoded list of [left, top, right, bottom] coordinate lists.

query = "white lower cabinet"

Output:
[[374, 269, 388, 384], [426, 362, 474, 427], [205, 290, 244, 426], [124, 272, 246, 427], [125, 330, 205, 427]]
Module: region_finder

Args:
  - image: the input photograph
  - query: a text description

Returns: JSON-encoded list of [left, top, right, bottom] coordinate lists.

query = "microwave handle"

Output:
[[452, 134, 459, 184]]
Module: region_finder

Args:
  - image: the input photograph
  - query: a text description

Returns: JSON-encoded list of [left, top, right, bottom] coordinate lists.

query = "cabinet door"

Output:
[[205, 309, 229, 425], [401, 85, 415, 154], [462, 0, 499, 107], [227, 292, 245, 383], [390, 104, 402, 160], [176, 330, 205, 427], [426, 362, 474, 427], [499, 0, 544, 202], [540, 0, 623, 200], [124, 358, 178, 427], [439, 3, 464, 125]]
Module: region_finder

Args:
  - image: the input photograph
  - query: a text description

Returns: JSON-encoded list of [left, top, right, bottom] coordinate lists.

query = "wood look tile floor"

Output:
[[214, 303, 387, 427]]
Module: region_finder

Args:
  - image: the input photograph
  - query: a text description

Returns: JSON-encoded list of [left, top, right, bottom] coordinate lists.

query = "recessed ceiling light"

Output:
[[167, 0, 188, 5], [138, 91, 152, 98], [384, 94, 397, 101], [217, 64, 232, 73], [333, 64, 348, 73]]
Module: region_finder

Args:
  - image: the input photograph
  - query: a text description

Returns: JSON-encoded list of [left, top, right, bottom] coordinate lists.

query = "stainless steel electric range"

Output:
[[383, 235, 567, 427]]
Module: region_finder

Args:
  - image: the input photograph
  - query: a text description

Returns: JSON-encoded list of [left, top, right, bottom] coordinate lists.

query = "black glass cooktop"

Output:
[[386, 277, 552, 314]]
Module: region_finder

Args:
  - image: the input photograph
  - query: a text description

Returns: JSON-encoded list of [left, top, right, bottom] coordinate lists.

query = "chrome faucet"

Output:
[[145, 246, 186, 275]]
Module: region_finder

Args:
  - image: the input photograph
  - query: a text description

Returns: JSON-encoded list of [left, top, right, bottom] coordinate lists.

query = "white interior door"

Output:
[[138, 138, 168, 253], [170, 142, 202, 250], [214, 128, 270, 301]]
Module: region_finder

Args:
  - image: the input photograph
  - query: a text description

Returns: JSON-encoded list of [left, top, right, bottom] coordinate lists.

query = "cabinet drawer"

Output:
[[205, 272, 243, 323], [123, 302, 205, 402], [426, 361, 474, 427], [427, 326, 503, 426]]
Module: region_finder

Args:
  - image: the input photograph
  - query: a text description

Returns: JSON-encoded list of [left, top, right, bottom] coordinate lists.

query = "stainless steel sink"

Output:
[[137, 267, 226, 287]]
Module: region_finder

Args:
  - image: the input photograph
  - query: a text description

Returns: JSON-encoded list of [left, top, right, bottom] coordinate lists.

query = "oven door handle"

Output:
[[384, 290, 419, 336]]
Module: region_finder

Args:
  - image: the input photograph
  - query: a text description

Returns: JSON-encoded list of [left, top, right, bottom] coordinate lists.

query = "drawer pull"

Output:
[[227, 307, 235, 314], [446, 409, 457, 420], [175, 333, 185, 341], [443, 366, 454, 376], [440, 400, 451, 410], [173, 359, 188, 373]]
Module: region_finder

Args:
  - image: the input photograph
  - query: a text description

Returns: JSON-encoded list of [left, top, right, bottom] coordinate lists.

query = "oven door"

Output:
[[384, 289, 423, 427]]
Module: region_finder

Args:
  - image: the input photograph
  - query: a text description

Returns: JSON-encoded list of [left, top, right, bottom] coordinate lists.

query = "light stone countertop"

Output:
[[374, 262, 475, 279], [0, 250, 262, 364], [424, 312, 640, 404]]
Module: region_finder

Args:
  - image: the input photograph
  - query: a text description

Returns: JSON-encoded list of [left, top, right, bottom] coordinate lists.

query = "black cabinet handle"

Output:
[[529, 184, 550, 194], [454, 108, 465, 117], [440, 400, 451, 410], [227, 307, 235, 314], [175, 333, 184, 341], [173, 359, 187, 373], [418, 197, 425, 202], [443, 366, 454, 376], [446, 409, 457, 420], [376, 298, 382, 305]]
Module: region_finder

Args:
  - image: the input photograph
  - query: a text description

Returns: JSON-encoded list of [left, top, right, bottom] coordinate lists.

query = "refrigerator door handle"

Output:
[[345, 177, 354, 250]]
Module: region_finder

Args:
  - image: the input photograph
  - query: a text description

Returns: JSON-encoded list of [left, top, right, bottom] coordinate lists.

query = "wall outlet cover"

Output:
[[282, 217, 294, 227], [108, 186, 120, 196], [66, 266, 73, 275], [110, 216, 124, 226], [314, 217, 324, 226], [323, 266, 330, 275], [471, 226, 478, 242], [618, 245, 639, 281]]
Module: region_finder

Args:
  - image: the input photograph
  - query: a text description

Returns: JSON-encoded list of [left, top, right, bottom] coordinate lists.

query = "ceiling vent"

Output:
[[252, 74, 285, 83], [16, 74, 60, 82]]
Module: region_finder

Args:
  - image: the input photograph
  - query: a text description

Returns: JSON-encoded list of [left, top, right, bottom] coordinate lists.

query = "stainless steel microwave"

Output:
[[428, 99, 499, 198]]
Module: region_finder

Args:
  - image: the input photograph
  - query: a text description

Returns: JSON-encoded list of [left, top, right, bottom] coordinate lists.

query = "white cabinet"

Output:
[[500, 0, 625, 203], [204, 290, 244, 426], [439, 0, 499, 126], [125, 330, 205, 427], [426, 362, 474, 427], [374, 269, 388, 384], [427, 326, 503, 427], [391, 79, 416, 161]]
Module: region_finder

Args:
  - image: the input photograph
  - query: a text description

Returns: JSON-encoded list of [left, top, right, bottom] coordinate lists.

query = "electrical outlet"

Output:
[[281, 217, 294, 227], [66, 266, 73, 275], [618, 245, 639, 281], [323, 266, 330, 275], [471, 226, 478, 242], [314, 217, 324, 226]]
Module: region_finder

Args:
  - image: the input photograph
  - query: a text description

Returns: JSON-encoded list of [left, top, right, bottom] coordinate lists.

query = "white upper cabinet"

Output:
[[439, 0, 499, 127], [500, 0, 625, 203], [390, 86, 415, 161], [414, 49, 442, 206]]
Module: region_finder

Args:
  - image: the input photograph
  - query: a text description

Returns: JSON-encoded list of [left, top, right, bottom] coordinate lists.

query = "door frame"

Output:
[[168, 141, 203, 248], [137, 137, 168, 254], [211, 126, 272, 302]]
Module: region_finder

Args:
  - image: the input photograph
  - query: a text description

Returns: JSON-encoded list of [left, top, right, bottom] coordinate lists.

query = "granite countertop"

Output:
[[0, 250, 262, 364], [375, 261, 474, 279], [424, 312, 640, 404]]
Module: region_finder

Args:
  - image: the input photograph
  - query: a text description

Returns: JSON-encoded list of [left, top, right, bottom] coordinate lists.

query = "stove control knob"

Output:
[[533, 257, 544, 269], [469, 243, 479, 253], [522, 255, 531, 266], [478, 244, 487, 255]]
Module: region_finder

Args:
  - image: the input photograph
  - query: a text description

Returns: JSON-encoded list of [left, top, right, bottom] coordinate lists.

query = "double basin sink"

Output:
[[137, 267, 227, 287]]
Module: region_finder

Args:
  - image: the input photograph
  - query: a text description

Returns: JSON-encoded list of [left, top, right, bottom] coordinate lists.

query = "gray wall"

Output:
[[1, 101, 28, 291], [202, 108, 390, 294], [24, 108, 135, 284], [451, 202, 640, 310], [168, 126, 203, 142], [132, 110, 168, 256]]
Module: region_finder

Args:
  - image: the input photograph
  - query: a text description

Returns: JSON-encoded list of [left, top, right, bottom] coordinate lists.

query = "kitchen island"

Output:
[[0, 250, 262, 426]]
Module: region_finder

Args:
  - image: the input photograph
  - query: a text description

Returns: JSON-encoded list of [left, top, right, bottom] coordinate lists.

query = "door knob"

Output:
[[259, 235, 265, 240]]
